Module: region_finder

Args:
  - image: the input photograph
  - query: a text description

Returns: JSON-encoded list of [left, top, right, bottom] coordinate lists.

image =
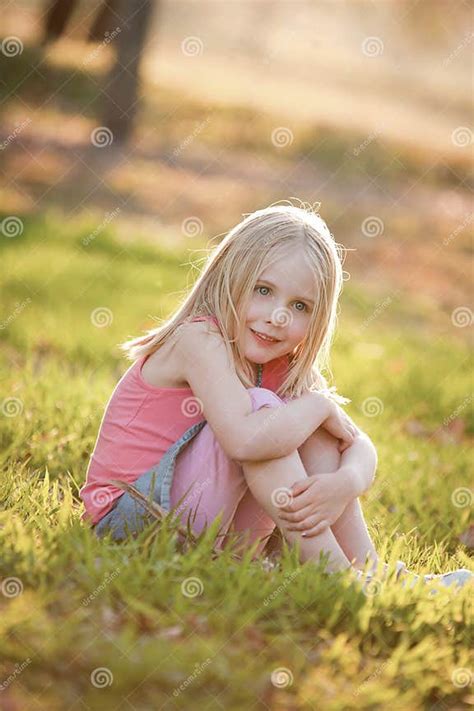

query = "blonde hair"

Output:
[[120, 200, 350, 403]]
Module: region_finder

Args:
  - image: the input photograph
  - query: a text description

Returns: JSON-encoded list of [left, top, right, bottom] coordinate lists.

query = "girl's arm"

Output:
[[237, 390, 336, 461], [338, 433, 378, 497], [179, 322, 347, 462], [238, 390, 357, 463]]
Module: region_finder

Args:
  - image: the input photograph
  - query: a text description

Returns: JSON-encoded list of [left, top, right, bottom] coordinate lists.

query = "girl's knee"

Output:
[[309, 426, 340, 449], [299, 426, 341, 473]]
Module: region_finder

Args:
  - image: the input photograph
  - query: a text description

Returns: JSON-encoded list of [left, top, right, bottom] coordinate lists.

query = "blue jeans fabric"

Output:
[[93, 420, 207, 541]]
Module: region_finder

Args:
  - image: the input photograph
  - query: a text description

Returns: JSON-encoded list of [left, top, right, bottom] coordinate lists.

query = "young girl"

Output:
[[80, 202, 472, 591]]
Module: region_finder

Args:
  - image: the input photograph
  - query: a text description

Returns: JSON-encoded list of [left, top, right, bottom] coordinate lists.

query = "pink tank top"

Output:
[[79, 315, 289, 525]]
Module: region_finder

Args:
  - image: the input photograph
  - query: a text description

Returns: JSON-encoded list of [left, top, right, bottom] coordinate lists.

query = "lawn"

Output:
[[0, 209, 472, 710]]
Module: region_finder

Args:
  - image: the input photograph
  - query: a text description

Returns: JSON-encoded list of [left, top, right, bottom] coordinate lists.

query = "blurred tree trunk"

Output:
[[101, 0, 156, 144], [87, 0, 120, 42], [42, 0, 77, 44]]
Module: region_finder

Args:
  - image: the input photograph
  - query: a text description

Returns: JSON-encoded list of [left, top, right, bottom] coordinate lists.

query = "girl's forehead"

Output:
[[260, 250, 315, 282]]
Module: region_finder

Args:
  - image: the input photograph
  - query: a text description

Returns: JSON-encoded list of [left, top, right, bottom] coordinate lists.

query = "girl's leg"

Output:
[[241, 450, 353, 573], [298, 427, 379, 571], [224, 486, 278, 557], [169, 421, 277, 555]]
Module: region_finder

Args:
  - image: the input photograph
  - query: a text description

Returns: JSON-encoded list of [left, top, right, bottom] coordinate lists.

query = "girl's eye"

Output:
[[256, 286, 307, 312], [294, 302, 307, 312]]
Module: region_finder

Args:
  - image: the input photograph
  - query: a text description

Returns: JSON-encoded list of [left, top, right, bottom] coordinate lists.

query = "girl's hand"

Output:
[[276, 470, 353, 537], [320, 401, 357, 453]]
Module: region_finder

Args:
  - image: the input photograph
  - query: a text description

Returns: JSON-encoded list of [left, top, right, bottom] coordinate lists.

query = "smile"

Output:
[[250, 328, 281, 344]]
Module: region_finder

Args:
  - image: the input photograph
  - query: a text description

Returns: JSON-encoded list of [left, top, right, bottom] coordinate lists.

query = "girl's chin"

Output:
[[244, 346, 288, 363]]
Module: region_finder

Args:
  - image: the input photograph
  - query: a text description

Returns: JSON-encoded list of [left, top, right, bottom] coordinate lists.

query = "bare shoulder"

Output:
[[176, 318, 228, 358], [177, 320, 224, 350], [140, 320, 225, 389]]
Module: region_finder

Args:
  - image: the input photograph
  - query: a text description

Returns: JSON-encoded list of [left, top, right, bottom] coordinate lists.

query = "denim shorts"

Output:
[[93, 420, 207, 541]]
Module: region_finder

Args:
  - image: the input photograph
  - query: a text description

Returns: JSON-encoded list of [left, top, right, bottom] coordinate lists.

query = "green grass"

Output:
[[0, 210, 472, 709]]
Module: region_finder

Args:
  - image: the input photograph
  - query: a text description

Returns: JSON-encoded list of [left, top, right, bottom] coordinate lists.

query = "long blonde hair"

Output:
[[120, 200, 350, 402]]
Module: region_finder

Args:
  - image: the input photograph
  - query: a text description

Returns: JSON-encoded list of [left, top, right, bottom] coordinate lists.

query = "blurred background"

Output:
[[1, 0, 472, 321]]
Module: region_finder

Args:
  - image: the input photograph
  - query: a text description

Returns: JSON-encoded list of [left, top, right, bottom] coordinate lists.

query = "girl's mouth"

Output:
[[250, 328, 281, 345]]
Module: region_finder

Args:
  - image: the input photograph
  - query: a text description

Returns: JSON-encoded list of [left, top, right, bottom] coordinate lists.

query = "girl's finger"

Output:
[[278, 504, 314, 524], [301, 520, 329, 538], [279, 493, 307, 513], [290, 479, 311, 497], [286, 514, 319, 532], [290, 491, 312, 511]]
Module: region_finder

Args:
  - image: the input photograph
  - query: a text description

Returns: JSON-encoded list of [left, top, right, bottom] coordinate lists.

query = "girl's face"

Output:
[[242, 249, 317, 364]]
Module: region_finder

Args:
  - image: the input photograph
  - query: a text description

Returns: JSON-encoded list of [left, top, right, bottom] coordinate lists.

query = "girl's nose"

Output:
[[267, 312, 280, 326], [267, 306, 291, 327]]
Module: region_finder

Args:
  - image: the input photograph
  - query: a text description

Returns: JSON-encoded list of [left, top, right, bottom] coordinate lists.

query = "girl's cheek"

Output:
[[292, 321, 309, 343]]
